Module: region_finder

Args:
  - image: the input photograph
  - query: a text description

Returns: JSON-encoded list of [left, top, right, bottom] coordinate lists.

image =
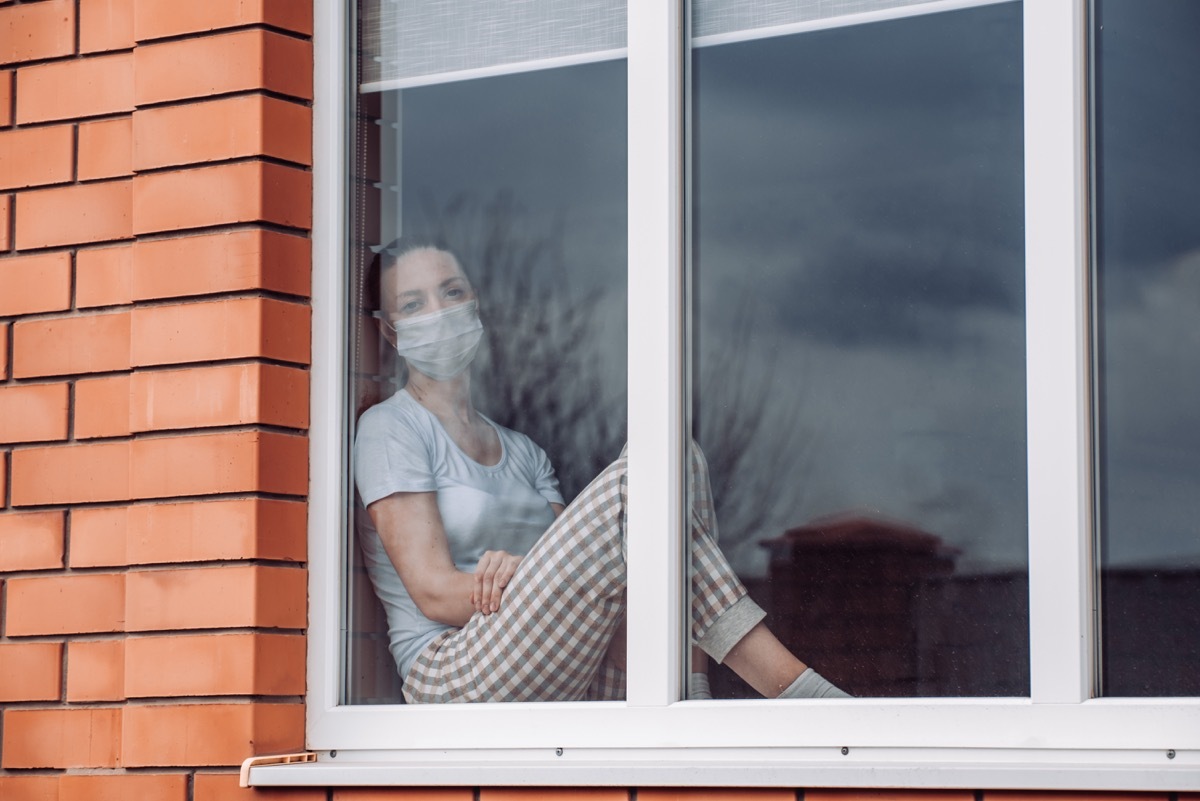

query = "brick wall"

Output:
[[0, 0, 315, 797], [0, 2, 1186, 801]]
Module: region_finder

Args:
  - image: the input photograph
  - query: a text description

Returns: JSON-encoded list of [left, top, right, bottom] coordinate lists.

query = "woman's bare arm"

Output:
[[366, 491, 483, 627]]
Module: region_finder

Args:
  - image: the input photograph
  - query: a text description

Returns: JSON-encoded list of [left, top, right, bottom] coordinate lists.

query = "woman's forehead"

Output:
[[383, 248, 467, 292]]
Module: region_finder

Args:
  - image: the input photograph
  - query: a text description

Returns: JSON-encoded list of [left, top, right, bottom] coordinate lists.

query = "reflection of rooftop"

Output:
[[761, 513, 961, 561]]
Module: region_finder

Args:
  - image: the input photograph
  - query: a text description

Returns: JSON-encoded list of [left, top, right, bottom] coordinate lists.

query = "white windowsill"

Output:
[[247, 748, 1196, 790]]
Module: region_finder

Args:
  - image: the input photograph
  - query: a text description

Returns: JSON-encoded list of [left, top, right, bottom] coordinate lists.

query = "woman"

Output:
[[354, 242, 849, 703]]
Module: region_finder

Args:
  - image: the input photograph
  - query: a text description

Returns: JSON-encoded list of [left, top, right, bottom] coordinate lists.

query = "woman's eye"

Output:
[[401, 301, 422, 314], [445, 287, 463, 298]]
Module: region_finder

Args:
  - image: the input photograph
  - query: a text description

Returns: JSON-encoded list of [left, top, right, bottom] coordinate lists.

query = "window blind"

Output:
[[360, 0, 626, 92]]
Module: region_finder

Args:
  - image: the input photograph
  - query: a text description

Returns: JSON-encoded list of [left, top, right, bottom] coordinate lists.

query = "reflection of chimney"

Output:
[[759, 514, 958, 697]]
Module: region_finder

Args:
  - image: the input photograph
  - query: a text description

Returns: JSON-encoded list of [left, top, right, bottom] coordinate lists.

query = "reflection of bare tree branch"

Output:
[[411, 192, 625, 501], [696, 295, 815, 552], [405, 192, 809, 535]]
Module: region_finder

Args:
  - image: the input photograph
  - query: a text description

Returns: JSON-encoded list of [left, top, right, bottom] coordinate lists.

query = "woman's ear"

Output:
[[377, 317, 396, 348]]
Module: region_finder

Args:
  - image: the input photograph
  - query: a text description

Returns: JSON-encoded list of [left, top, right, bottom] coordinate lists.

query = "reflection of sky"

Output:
[[1096, 0, 1200, 568], [382, 0, 1199, 578], [398, 61, 627, 296], [694, 3, 1027, 574]]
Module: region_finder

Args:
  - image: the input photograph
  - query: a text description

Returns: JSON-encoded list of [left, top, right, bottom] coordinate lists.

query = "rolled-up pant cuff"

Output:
[[696, 594, 767, 664]]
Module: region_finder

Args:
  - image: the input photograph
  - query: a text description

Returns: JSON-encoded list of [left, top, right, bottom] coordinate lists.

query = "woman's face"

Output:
[[379, 247, 475, 324]]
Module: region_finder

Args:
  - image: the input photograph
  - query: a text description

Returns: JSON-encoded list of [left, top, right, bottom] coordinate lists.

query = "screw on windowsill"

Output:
[[1167, 749, 1176, 760], [556, 747, 564, 757], [841, 747, 849, 756], [330, 750, 337, 758]]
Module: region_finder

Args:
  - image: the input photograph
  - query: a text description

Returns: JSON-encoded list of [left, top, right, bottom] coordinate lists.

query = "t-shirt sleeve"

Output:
[[354, 404, 438, 506], [530, 442, 565, 507]]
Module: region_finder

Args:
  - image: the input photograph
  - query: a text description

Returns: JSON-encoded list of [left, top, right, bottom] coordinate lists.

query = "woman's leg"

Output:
[[403, 445, 838, 703], [404, 455, 631, 703]]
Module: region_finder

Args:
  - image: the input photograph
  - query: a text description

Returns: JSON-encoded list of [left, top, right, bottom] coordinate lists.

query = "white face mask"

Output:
[[389, 300, 484, 381]]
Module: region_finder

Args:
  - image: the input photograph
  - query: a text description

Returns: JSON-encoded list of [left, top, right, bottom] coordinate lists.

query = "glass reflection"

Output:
[[1094, 0, 1200, 697], [690, 2, 1028, 697], [345, 61, 628, 703]]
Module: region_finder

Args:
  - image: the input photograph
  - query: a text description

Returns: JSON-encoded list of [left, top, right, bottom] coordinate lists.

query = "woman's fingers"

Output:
[[473, 551, 521, 614]]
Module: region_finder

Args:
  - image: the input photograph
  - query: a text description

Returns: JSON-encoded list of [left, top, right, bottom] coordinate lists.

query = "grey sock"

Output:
[[778, 667, 851, 699], [688, 672, 713, 700]]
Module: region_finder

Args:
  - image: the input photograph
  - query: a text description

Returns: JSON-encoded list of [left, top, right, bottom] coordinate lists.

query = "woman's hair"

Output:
[[363, 236, 455, 314]]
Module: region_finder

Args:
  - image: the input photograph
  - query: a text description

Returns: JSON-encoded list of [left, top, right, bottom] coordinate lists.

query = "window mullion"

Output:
[[625, 0, 686, 708], [1023, 0, 1095, 704]]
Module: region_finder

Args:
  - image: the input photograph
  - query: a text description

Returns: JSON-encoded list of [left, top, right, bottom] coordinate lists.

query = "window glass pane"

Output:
[[1094, 0, 1200, 697], [346, 1, 627, 704], [688, 1, 1028, 698]]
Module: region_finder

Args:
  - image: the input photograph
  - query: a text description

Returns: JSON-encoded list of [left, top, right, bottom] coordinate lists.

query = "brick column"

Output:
[[0, 1, 318, 798]]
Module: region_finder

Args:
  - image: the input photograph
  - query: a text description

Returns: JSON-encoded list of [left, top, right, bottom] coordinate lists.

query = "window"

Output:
[[266, 0, 1199, 788]]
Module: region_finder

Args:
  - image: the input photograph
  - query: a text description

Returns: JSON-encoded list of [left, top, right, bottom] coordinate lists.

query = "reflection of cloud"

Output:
[[694, 5, 1023, 351], [1100, 248, 1200, 567], [694, 3, 1029, 576], [400, 59, 627, 284]]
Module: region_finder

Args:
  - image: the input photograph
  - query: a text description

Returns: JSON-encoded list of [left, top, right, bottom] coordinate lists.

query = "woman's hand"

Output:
[[471, 550, 522, 615]]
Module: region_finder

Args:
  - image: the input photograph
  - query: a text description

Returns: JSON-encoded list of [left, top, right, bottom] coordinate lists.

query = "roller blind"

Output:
[[360, 0, 626, 92], [359, 0, 1007, 91], [692, 0, 1003, 45]]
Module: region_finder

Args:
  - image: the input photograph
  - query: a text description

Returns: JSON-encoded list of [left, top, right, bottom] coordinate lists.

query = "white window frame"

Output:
[[256, 0, 1199, 790]]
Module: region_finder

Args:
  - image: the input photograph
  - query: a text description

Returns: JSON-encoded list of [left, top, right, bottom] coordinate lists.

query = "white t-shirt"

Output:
[[354, 389, 564, 679]]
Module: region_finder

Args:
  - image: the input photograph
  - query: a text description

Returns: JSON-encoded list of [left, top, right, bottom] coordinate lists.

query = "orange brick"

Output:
[[16, 53, 133, 124], [130, 297, 309, 366], [5, 572, 125, 634], [66, 638, 125, 701], [982, 794, 1152, 801], [133, 161, 310, 234], [135, 94, 311, 170], [0, 641, 62, 701], [335, 792, 475, 801], [71, 498, 306, 567], [0, 124, 74, 189], [125, 564, 306, 631], [78, 116, 132, 181], [0, 0, 75, 65], [131, 363, 308, 431], [134, 30, 312, 106], [0, 382, 69, 443], [79, 0, 135, 54], [0, 71, 10, 127], [638, 795, 794, 801], [483, 792, 629, 801], [15, 180, 132, 249], [0, 510, 65, 570], [125, 632, 304, 697], [122, 703, 304, 767], [196, 773, 326, 801], [808, 793, 975, 801], [60, 774, 187, 801], [135, 0, 313, 41], [12, 310, 131, 378], [10, 440, 131, 505], [2, 708, 121, 768], [0, 193, 10, 248], [131, 229, 310, 300], [74, 374, 131, 438], [0, 776, 60, 801], [76, 243, 133, 307], [0, 252, 72, 315], [130, 430, 306, 498]]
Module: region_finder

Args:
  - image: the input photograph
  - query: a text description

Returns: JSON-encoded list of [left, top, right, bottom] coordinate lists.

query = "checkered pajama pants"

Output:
[[402, 446, 766, 703]]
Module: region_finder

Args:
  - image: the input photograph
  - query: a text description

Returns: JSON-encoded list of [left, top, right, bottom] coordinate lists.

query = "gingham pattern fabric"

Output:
[[402, 447, 752, 703]]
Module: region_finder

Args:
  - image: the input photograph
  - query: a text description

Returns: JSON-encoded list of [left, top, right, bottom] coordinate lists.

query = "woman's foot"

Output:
[[777, 667, 851, 699]]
